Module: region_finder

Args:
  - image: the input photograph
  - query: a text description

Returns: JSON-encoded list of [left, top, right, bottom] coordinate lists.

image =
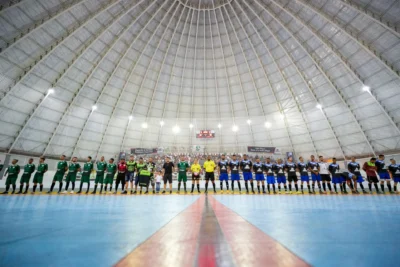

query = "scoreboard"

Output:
[[196, 130, 215, 138]]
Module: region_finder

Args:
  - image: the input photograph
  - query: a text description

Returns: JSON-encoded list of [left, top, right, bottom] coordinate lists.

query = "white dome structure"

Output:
[[0, 0, 399, 159]]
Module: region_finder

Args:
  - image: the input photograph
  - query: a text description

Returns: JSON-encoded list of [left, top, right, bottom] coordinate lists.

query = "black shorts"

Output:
[[205, 172, 215, 181], [288, 175, 298, 182], [116, 172, 125, 184], [192, 174, 200, 180], [163, 173, 172, 184], [321, 174, 331, 182], [367, 176, 379, 183]]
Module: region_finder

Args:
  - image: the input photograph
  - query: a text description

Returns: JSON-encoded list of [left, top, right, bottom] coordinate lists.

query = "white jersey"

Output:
[[319, 162, 329, 175]]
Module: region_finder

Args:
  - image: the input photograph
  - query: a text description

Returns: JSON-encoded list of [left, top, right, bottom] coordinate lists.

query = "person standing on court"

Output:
[[32, 157, 48, 194], [92, 156, 107, 194], [203, 155, 216, 194], [190, 158, 202, 193], [115, 158, 126, 194], [1, 159, 20, 194], [47, 155, 68, 194], [63, 157, 81, 194], [218, 154, 229, 192], [162, 156, 174, 194], [122, 155, 136, 194], [319, 156, 332, 193], [177, 155, 189, 194], [16, 158, 35, 194], [77, 156, 93, 194]]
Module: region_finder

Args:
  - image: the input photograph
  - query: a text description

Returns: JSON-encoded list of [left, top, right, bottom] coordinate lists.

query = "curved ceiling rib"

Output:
[[267, 0, 400, 143], [0, 0, 24, 12], [252, 0, 377, 156], [0, 0, 120, 103], [41, 0, 152, 156], [336, 0, 400, 38], [225, 3, 317, 156]]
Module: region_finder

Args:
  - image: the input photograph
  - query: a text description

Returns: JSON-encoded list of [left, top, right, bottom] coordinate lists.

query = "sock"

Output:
[[272, 184, 276, 192], [191, 184, 194, 192], [79, 182, 83, 192], [262, 185, 265, 192], [24, 184, 29, 193], [295, 184, 298, 191], [359, 183, 365, 190], [349, 181, 354, 189], [19, 184, 23, 193], [93, 184, 97, 193], [339, 184, 343, 192], [257, 185, 260, 193], [327, 183, 332, 191], [100, 185, 103, 193], [72, 182, 75, 191], [12, 184, 16, 193], [368, 183, 372, 191], [318, 182, 321, 189], [183, 182, 186, 191], [178, 182, 181, 191], [334, 184, 338, 193], [226, 181, 229, 190], [289, 184, 292, 191], [394, 185, 397, 192], [220, 181, 223, 190], [197, 184, 200, 192], [65, 181, 70, 191], [237, 181, 241, 191], [250, 182, 254, 191], [212, 182, 216, 191], [284, 185, 287, 191], [86, 183, 90, 194], [121, 182, 124, 191], [312, 184, 315, 191], [50, 182, 55, 192], [33, 185, 37, 192], [342, 182, 347, 192], [380, 184, 384, 192], [267, 184, 270, 193], [322, 183, 326, 191], [278, 185, 281, 191], [115, 183, 119, 192], [205, 182, 208, 191], [40, 184, 43, 192], [58, 182, 63, 193], [307, 184, 310, 191], [231, 181, 234, 191], [375, 183, 380, 192], [387, 183, 392, 192], [5, 184, 10, 192], [245, 181, 249, 192], [301, 184, 304, 191]]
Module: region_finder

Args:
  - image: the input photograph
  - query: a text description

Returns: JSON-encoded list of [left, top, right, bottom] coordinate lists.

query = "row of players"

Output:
[[1, 153, 400, 194]]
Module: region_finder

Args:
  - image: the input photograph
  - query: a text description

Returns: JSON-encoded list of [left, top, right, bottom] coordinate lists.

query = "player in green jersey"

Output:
[[104, 158, 117, 193], [62, 157, 81, 194], [1, 159, 21, 194], [147, 157, 156, 194], [32, 157, 48, 194], [16, 158, 35, 194], [92, 156, 107, 194], [133, 157, 146, 194], [47, 155, 68, 194], [122, 155, 136, 194], [177, 156, 190, 194], [138, 164, 151, 194], [77, 156, 93, 194]]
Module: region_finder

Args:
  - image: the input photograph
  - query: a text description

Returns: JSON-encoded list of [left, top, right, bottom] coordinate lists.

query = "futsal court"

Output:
[[1, 194, 399, 267]]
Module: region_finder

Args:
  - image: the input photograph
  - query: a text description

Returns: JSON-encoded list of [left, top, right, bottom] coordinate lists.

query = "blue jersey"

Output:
[[329, 164, 341, 177], [388, 164, 400, 178], [308, 161, 319, 172], [297, 162, 308, 175], [375, 160, 386, 173], [229, 161, 240, 174], [285, 162, 297, 175], [263, 163, 274, 176], [218, 160, 229, 173], [240, 160, 252, 173], [274, 164, 285, 176], [253, 163, 264, 174], [347, 162, 361, 174]]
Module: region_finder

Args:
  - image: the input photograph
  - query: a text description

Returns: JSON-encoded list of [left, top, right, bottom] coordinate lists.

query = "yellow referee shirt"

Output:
[[203, 160, 216, 172], [191, 163, 201, 174]]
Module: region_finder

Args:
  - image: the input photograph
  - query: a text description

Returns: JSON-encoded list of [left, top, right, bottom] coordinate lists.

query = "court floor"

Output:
[[0, 194, 399, 267]]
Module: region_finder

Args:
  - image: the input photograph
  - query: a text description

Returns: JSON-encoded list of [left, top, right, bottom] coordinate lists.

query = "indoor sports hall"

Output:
[[1, 0, 400, 266]]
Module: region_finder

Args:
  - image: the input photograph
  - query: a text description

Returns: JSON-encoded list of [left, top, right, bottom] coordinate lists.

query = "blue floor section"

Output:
[[0, 195, 199, 266], [214, 195, 400, 267]]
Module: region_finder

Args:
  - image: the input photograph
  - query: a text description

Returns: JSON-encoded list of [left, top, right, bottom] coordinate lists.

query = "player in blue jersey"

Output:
[[329, 158, 343, 194], [388, 159, 400, 194], [241, 154, 254, 194], [376, 154, 393, 193], [263, 157, 276, 194], [298, 157, 311, 194], [348, 157, 367, 194], [253, 157, 266, 194], [308, 155, 325, 194], [274, 159, 287, 194], [218, 154, 229, 192], [229, 155, 241, 193], [285, 156, 299, 194]]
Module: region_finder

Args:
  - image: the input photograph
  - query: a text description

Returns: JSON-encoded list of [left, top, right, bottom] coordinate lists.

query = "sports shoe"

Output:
[[121, 191, 127, 195], [1, 191, 8, 194], [91, 191, 96, 194], [144, 191, 148, 194], [162, 191, 166, 194], [362, 190, 368, 194], [296, 191, 301, 194], [286, 191, 290, 194], [153, 190, 155, 194], [389, 191, 395, 194], [76, 191, 81, 194], [252, 190, 255, 194], [263, 191, 266, 194], [169, 191, 172, 194], [15, 191, 21, 194], [61, 190, 67, 194], [70, 191, 74, 194], [184, 191, 187, 194], [214, 190, 217, 194]]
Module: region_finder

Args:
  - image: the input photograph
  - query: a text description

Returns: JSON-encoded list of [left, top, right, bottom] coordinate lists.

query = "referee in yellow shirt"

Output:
[[190, 159, 202, 193], [203, 155, 216, 193]]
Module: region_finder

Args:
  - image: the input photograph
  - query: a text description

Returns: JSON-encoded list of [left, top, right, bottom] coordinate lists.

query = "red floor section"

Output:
[[115, 196, 205, 267], [209, 196, 311, 267]]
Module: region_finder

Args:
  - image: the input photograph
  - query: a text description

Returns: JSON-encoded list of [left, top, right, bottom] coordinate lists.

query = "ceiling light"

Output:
[[189, 123, 193, 129], [362, 85, 370, 92], [265, 122, 271, 128], [232, 125, 238, 132], [218, 123, 222, 129], [247, 119, 251, 125], [92, 105, 97, 111], [48, 88, 54, 94], [173, 125, 180, 133], [160, 121, 165, 126], [142, 122, 148, 129], [129, 115, 133, 120], [316, 104, 322, 109]]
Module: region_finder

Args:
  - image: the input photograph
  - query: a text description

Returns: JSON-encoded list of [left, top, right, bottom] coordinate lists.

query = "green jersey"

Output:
[[139, 169, 151, 177], [106, 163, 117, 174], [23, 163, 36, 174], [56, 161, 68, 174], [83, 162, 93, 171], [68, 163, 80, 173], [7, 164, 20, 175], [178, 161, 189, 174], [136, 163, 146, 173], [147, 162, 156, 173], [37, 163, 48, 174], [126, 161, 136, 172], [96, 161, 107, 174]]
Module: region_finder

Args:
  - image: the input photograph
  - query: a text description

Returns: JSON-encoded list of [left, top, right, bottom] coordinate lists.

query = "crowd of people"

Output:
[[1, 153, 400, 195]]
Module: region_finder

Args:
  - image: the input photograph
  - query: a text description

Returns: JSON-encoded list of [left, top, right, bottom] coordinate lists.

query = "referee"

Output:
[[203, 155, 216, 194]]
